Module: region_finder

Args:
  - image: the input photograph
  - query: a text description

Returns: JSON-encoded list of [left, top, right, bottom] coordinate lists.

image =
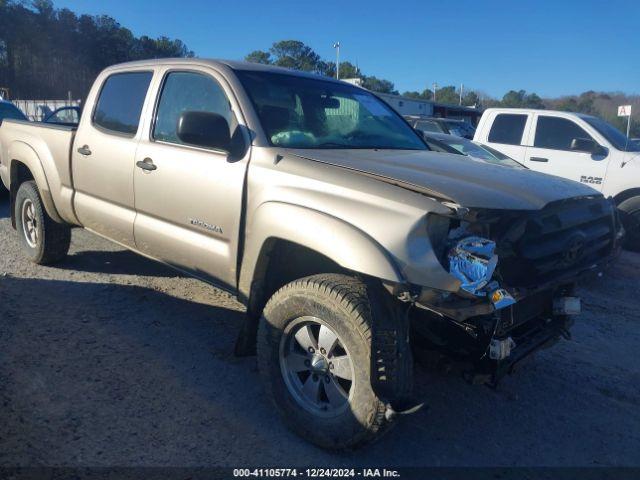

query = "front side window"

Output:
[[488, 113, 527, 145], [237, 71, 426, 150], [153, 71, 234, 145], [47, 107, 79, 125], [93, 71, 152, 135], [582, 115, 640, 152], [534, 116, 593, 151]]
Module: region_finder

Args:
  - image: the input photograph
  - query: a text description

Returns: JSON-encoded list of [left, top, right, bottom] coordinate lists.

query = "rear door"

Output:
[[132, 67, 250, 289], [72, 70, 154, 247], [524, 114, 609, 190], [480, 112, 531, 162]]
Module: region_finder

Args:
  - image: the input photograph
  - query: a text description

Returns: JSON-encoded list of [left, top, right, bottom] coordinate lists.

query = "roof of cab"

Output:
[[103, 57, 343, 84], [483, 107, 597, 119]]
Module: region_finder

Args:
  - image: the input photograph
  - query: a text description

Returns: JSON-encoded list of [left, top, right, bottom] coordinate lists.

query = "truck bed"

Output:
[[0, 119, 78, 224]]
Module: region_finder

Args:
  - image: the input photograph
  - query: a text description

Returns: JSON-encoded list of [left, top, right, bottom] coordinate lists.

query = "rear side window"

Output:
[[488, 113, 527, 145], [93, 72, 153, 135], [534, 116, 593, 151], [153, 71, 233, 146]]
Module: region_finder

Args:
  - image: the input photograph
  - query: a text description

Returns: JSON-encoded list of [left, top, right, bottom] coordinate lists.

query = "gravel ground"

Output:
[[0, 195, 639, 468]]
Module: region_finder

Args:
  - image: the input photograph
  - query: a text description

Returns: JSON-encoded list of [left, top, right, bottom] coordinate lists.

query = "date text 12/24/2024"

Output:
[[233, 468, 401, 478]]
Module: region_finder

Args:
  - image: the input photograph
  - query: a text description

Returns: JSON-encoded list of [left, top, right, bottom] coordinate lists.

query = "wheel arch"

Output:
[[238, 202, 404, 310], [234, 202, 404, 356], [613, 188, 640, 206], [8, 143, 63, 227]]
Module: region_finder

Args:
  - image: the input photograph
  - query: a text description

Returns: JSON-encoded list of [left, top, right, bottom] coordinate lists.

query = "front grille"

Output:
[[497, 197, 615, 287]]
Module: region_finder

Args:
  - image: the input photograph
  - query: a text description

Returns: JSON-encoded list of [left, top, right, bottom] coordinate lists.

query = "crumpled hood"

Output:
[[289, 148, 600, 210]]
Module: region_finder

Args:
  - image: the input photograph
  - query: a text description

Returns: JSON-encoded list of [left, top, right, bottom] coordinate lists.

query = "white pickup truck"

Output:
[[474, 108, 640, 248]]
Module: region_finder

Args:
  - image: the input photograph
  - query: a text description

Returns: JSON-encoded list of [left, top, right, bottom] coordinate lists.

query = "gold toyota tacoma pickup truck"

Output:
[[0, 59, 623, 450]]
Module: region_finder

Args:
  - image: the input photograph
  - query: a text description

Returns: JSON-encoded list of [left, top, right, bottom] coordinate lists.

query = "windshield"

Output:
[[582, 115, 640, 152], [0, 102, 27, 122], [446, 125, 467, 137], [415, 119, 445, 133], [237, 71, 426, 150], [458, 122, 476, 136], [432, 134, 524, 168]]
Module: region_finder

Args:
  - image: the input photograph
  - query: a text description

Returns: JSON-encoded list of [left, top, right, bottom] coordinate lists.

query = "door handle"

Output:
[[529, 157, 549, 162], [77, 145, 92, 156], [136, 158, 157, 171]]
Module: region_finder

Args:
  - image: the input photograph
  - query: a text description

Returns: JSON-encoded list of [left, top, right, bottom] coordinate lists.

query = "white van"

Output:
[[474, 108, 640, 248]]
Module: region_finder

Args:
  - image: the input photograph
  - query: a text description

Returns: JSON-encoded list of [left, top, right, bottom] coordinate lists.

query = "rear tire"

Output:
[[257, 274, 413, 450], [618, 196, 640, 251], [15, 181, 70, 264]]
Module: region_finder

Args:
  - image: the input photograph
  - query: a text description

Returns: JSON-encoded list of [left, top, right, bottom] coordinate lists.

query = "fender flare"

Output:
[[8, 141, 63, 224], [238, 202, 405, 303]]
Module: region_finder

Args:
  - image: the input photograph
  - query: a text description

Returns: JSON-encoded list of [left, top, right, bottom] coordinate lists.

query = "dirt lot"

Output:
[[0, 195, 639, 467]]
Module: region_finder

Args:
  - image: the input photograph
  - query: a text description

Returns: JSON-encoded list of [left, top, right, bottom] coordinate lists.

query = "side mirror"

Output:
[[177, 111, 230, 151], [570, 137, 606, 156]]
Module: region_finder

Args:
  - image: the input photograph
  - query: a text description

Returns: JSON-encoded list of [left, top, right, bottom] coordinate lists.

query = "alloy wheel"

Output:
[[279, 316, 355, 416]]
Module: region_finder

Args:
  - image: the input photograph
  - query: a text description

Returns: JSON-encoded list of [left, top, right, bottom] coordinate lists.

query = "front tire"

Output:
[[618, 196, 640, 251], [15, 181, 70, 264], [257, 274, 412, 450]]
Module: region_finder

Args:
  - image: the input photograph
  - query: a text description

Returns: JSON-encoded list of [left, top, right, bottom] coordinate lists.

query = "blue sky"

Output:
[[53, 0, 639, 98]]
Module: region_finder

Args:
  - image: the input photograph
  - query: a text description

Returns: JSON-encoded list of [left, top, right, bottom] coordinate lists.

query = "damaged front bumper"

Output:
[[410, 286, 578, 386], [404, 248, 616, 386], [393, 194, 622, 386], [483, 315, 574, 387]]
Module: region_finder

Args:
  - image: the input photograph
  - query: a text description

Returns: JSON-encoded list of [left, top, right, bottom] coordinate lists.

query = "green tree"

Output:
[[526, 92, 545, 109], [245, 50, 271, 65], [402, 88, 433, 100], [556, 97, 579, 111], [462, 91, 480, 107], [243, 41, 397, 94], [501, 89, 545, 109], [362, 76, 397, 94], [0, 1, 193, 99], [434, 85, 459, 104], [268, 40, 323, 73], [323, 61, 359, 79], [576, 91, 596, 115], [501, 90, 527, 107]]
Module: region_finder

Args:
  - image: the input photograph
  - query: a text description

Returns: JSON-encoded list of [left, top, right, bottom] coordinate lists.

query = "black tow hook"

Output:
[[384, 399, 427, 421]]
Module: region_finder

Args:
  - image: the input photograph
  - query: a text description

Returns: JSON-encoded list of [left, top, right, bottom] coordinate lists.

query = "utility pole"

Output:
[[333, 42, 340, 79], [625, 109, 632, 152], [459, 83, 464, 105], [432, 82, 438, 102]]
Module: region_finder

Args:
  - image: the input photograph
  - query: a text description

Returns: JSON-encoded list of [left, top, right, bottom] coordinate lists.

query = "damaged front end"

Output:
[[405, 195, 622, 386]]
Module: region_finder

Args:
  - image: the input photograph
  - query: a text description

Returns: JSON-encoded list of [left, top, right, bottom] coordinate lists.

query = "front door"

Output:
[[72, 70, 154, 247], [133, 69, 249, 290], [524, 114, 609, 191]]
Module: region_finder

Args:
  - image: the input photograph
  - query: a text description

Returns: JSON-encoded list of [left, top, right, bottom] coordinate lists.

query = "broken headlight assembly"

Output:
[[414, 205, 590, 382], [426, 211, 515, 311]]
